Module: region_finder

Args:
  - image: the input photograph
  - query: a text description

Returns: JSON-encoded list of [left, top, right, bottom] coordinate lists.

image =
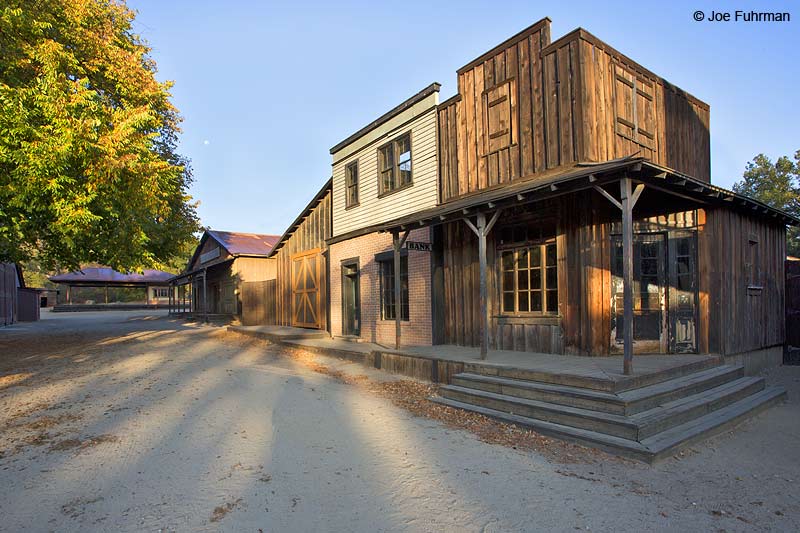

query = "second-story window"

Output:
[[378, 132, 412, 196], [345, 160, 359, 208]]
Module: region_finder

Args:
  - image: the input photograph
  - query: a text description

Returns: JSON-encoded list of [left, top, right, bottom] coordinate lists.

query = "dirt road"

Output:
[[0, 311, 797, 531]]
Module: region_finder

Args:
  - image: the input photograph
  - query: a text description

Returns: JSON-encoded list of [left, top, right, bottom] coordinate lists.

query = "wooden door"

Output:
[[611, 234, 667, 354], [291, 249, 322, 329], [341, 261, 360, 336], [668, 231, 698, 353]]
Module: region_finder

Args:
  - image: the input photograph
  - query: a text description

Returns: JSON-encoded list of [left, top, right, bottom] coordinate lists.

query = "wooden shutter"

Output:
[[614, 63, 656, 150]]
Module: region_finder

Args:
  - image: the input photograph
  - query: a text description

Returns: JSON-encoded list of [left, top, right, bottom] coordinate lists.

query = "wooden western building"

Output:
[[328, 84, 440, 346], [315, 17, 797, 375], [170, 229, 280, 320], [267, 180, 332, 331]]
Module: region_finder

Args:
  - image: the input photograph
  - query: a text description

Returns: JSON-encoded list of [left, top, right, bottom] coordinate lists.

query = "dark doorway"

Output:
[[611, 234, 667, 354], [341, 260, 360, 336], [668, 231, 698, 353]]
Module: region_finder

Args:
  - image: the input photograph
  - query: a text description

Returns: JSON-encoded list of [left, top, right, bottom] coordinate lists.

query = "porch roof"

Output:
[[326, 157, 799, 244]]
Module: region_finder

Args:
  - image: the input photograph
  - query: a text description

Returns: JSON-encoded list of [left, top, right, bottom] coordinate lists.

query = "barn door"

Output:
[[291, 249, 322, 329], [668, 232, 698, 353]]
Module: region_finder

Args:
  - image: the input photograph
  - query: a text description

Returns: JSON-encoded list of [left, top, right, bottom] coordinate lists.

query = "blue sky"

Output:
[[128, 0, 798, 236]]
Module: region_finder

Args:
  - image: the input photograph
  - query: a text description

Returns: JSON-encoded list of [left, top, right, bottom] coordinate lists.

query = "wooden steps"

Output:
[[434, 363, 785, 463]]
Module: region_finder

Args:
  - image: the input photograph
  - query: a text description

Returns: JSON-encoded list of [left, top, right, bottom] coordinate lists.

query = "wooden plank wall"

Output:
[[576, 31, 711, 182], [438, 23, 712, 204], [438, 20, 554, 202], [241, 279, 277, 326], [701, 208, 786, 355], [439, 205, 565, 354], [0, 263, 18, 326], [274, 190, 332, 330]]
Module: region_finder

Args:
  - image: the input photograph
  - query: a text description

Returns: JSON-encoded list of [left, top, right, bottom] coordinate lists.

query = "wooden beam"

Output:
[[594, 185, 622, 210], [393, 229, 410, 350], [620, 178, 634, 375], [630, 183, 645, 208]]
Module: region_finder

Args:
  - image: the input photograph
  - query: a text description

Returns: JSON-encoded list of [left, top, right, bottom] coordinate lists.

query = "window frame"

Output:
[[378, 254, 409, 321], [345, 160, 360, 209], [499, 240, 558, 316], [377, 132, 413, 198]]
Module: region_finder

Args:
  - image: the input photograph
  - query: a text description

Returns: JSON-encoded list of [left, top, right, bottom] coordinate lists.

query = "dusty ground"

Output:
[[0, 310, 798, 532]]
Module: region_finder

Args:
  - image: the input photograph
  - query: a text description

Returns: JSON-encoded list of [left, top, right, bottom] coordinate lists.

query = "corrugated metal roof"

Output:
[[206, 230, 280, 257], [50, 267, 173, 284]]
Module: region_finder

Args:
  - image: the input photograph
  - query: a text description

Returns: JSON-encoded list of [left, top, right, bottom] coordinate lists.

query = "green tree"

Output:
[[0, 0, 198, 272], [733, 151, 800, 257]]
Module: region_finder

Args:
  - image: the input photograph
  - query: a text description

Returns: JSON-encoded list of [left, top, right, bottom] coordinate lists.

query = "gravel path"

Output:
[[0, 310, 797, 532]]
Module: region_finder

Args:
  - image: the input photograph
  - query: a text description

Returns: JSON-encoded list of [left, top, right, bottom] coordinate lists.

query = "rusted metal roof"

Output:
[[206, 230, 280, 257], [49, 267, 173, 285]]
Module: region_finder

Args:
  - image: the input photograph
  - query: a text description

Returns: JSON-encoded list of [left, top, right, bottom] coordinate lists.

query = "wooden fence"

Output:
[[241, 279, 276, 326]]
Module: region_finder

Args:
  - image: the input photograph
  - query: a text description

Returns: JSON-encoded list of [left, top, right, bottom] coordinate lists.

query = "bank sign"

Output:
[[406, 241, 432, 252]]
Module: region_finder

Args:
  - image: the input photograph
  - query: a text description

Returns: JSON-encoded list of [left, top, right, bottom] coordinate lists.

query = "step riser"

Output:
[[463, 357, 722, 393], [624, 367, 745, 415], [637, 379, 765, 439], [441, 376, 767, 443], [440, 387, 639, 440], [462, 364, 615, 392], [450, 376, 627, 415]]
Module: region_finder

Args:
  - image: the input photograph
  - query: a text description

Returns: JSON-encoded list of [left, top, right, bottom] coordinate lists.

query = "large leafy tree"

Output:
[[733, 151, 800, 257], [0, 0, 198, 272]]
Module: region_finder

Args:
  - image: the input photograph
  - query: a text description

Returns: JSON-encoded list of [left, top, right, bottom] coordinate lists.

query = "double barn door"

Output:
[[291, 249, 323, 329], [611, 231, 697, 354]]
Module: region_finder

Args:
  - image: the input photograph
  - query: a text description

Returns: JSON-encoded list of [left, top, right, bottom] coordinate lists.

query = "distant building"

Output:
[[49, 267, 173, 310], [170, 229, 280, 320]]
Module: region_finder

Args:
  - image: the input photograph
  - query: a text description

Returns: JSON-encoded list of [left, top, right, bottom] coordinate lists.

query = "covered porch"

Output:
[[367, 157, 793, 375]]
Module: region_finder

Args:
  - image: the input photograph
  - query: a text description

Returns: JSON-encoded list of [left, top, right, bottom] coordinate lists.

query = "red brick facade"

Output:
[[329, 229, 432, 346]]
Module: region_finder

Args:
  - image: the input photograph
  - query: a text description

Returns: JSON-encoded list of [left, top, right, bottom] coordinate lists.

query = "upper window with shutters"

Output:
[[483, 80, 516, 154], [613, 63, 656, 150]]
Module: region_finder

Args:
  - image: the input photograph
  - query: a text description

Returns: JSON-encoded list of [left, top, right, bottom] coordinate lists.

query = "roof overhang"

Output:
[[327, 157, 798, 245]]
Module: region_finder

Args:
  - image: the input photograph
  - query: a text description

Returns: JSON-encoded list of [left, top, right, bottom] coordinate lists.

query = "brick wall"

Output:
[[329, 229, 432, 346]]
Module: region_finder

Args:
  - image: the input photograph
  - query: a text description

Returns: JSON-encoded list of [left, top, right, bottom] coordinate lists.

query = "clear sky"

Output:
[[128, 0, 798, 236]]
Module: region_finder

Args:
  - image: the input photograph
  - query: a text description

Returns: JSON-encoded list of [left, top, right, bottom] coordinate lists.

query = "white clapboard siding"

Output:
[[332, 93, 438, 237]]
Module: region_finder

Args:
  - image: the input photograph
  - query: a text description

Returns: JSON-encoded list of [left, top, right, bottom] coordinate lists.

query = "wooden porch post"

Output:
[[393, 229, 410, 350], [464, 210, 502, 360], [104, 286, 109, 305], [620, 178, 635, 375], [66, 285, 71, 305], [593, 177, 644, 375], [203, 268, 208, 323]]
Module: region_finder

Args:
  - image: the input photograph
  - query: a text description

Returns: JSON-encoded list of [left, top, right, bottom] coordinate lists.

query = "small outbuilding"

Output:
[[170, 230, 280, 321], [1, 263, 24, 325]]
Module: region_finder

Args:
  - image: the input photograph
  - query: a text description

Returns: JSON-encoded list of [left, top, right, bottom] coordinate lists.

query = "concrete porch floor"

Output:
[[227, 325, 719, 390]]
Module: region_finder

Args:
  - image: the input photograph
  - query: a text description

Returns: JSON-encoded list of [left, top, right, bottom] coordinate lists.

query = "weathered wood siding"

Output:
[[188, 236, 231, 271], [0, 263, 19, 326], [241, 279, 277, 326], [574, 31, 711, 182], [232, 257, 276, 283], [438, 21, 711, 203], [274, 189, 332, 330], [701, 208, 786, 355], [332, 92, 439, 237]]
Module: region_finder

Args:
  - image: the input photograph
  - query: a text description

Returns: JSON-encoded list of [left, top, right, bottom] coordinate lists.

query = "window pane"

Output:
[[503, 271, 514, 291], [516, 249, 528, 269], [530, 246, 541, 268], [546, 266, 557, 289], [381, 169, 394, 192], [518, 291, 529, 312], [517, 270, 528, 290], [380, 145, 393, 171], [503, 292, 515, 312], [531, 268, 541, 290], [531, 291, 542, 312], [546, 243, 556, 266], [502, 251, 514, 271], [546, 290, 558, 313]]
